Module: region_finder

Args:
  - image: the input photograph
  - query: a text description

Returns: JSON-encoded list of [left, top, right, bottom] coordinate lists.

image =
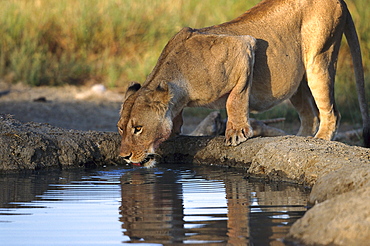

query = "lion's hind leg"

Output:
[[306, 53, 341, 141], [290, 79, 320, 136]]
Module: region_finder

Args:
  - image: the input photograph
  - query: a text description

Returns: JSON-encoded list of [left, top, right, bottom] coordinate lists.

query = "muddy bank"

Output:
[[0, 115, 125, 170], [159, 135, 370, 186], [3, 113, 369, 180], [286, 186, 370, 245], [285, 163, 370, 245]]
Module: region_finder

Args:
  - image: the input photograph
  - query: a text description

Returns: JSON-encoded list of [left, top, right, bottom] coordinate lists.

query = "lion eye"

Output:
[[133, 126, 142, 134]]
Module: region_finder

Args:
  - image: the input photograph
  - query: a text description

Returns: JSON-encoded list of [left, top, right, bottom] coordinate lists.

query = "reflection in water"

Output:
[[120, 169, 185, 244], [119, 165, 309, 245], [0, 164, 309, 245]]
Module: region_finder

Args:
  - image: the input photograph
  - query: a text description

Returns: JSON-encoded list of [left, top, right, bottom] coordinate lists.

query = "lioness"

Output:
[[118, 0, 370, 167]]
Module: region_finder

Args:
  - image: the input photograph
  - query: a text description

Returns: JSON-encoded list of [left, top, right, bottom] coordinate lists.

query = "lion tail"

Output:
[[344, 6, 370, 147]]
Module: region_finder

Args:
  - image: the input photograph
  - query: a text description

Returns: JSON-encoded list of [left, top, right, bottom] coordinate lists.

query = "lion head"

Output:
[[117, 83, 173, 167]]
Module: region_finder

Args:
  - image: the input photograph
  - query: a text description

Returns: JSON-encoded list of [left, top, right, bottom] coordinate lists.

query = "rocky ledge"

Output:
[[1, 114, 369, 245], [0, 115, 125, 170]]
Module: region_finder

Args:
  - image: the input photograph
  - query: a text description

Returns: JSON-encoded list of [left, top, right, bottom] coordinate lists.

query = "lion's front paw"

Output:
[[225, 127, 253, 146]]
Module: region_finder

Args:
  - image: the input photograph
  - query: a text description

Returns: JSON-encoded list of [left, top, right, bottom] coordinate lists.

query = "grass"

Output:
[[0, 0, 259, 86], [0, 0, 369, 125]]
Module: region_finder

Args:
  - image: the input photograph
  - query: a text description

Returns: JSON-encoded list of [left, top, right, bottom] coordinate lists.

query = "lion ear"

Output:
[[156, 81, 168, 93], [145, 82, 172, 111], [154, 82, 171, 103], [124, 82, 141, 101]]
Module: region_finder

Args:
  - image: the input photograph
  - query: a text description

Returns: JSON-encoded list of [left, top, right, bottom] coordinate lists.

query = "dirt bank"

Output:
[[158, 135, 370, 186], [0, 114, 125, 170]]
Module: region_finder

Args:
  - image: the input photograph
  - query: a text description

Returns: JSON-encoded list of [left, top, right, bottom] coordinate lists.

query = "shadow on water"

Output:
[[0, 163, 309, 245]]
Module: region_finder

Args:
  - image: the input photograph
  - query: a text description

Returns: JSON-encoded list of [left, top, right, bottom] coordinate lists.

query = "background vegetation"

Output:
[[0, 0, 369, 125]]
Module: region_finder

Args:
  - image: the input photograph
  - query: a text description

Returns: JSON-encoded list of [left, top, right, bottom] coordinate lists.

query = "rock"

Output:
[[74, 84, 123, 102], [248, 137, 370, 186], [286, 186, 370, 246], [158, 135, 370, 186], [0, 114, 125, 171], [309, 164, 370, 204], [75, 84, 106, 100], [249, 117, 287, 137], [190, 111, 224, 136]]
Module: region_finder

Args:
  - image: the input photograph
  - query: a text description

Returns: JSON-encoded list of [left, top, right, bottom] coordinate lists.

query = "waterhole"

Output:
[[0, 164, 309, 245]]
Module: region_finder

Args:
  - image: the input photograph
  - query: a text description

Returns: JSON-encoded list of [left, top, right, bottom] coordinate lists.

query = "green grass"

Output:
[[0, 0, 369, 125]]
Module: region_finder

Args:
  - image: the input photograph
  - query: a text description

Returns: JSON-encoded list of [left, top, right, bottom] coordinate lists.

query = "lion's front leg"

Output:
[[225, 89, 253, 146], [225, 120, 253, 146], [225, 53, 254, 146], [224, 41, 255, 146]]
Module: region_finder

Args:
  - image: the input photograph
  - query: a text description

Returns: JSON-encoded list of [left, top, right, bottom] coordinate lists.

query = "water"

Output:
[[0, 164, 309, 245]]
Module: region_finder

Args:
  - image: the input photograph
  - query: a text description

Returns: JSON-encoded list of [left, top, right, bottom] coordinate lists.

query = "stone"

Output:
[[286, 186, 370, 246], [309, 164, 370, 204], [0, 114, 125, 171]]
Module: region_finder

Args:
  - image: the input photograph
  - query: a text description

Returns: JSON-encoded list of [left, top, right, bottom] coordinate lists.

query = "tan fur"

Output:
[[118, 0, 370, 167]]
